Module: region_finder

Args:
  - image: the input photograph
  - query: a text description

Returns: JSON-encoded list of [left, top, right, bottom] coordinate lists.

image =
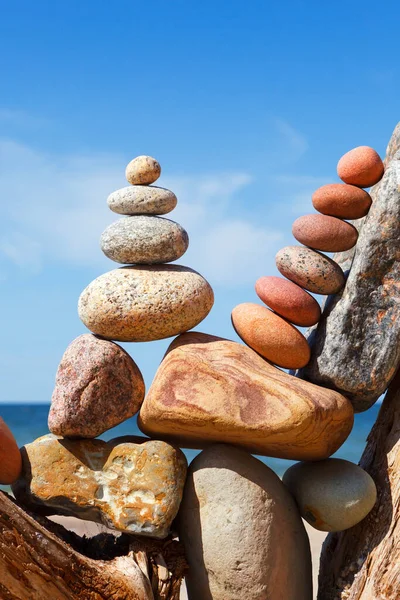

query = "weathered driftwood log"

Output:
[[0, 491, 187, 600], [317, 370, 400, 600]]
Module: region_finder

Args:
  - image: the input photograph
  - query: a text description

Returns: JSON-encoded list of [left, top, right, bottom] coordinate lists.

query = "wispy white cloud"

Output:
[[274, 118, 309, 161], [0, 138, 284, 287]]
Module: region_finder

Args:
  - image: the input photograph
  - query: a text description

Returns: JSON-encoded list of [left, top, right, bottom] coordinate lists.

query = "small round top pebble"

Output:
[[126, 155, 161, 186], [337, 146, 384, 188]]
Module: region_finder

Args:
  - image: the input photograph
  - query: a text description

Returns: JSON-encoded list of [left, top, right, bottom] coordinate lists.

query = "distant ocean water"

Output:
[[0, 402, 381, 492]]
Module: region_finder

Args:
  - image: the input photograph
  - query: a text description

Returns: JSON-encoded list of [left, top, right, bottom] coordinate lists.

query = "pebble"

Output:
[[255, 276, 321, 326], [179, 445, 312, 600], [139, 332, 354, 461], [337, 146, 384, 188], [12, 435, 187, 538], [312, 183, 372, 219], [78, 265, 214, 342], [283, 458, 377, 531], [48, 334, 145, 438], [0, 417, 22, 484], [231, 302, 311, 369], [107, 185, 177, 215], [292, 214, 358, 252], [100, 216, 189, 264], [125, 155, 161, 185], [276, 245, 345, 295]]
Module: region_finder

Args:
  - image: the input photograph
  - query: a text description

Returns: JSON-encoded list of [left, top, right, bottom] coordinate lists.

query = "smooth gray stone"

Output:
[[100, 215, 189, 264], [297, 123, 400, 411]]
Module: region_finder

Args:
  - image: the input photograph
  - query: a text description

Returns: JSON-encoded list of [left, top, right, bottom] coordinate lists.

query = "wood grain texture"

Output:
[[317, 370, 400, 599], [0, 491, 187, 600], [139, 332, 354, 461]]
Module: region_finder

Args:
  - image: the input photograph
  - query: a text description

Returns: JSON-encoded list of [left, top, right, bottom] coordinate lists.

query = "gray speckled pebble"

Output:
[[78, 265, 214, 342], [107, 185, 177, 215], [276, 246, 345, 295], [100, 216, 189, 264]]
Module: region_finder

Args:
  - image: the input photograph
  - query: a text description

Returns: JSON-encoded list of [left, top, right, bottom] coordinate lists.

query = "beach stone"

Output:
[[179, 445, 312, 600], [255, 276, 321, 326], [12, 434, 187, 538], [337, 146, 384, 188], [0, 417, 22, 485], [48, 334, 145, 438], [107, 185, 177, 216], [298, 124, 400, 410], [100, 216, 189, 265], [276, 245, 345, 295], [125, 155, 161, 185], [312, 183, 372, 219], [138, 332, 354, 461], [78, 265, 214, 342], [231, 302, 310, 369], [283, 458, 377, 532], [292, 214, 358, 252]]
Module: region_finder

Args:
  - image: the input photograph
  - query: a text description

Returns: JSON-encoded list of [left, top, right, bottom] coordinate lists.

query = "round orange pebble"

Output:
[[0, 417, 22, 484], [312, 184, 372, 220], [255, 276, 321, 327], [231, 302, 311, 369], [292, 214, 358, 252], [337, 146, 384, 188]]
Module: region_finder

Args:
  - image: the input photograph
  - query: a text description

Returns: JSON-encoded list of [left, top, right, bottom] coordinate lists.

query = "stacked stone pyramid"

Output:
[[2, 141, 393, 599]]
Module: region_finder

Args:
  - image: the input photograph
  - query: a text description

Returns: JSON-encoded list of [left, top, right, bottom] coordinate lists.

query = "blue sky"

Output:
[[0, 1, 399, 402]]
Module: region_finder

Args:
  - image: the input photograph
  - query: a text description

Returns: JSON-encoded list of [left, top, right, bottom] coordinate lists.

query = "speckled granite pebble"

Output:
[[276, 246, 345, 295], [78, 265, 214, 342], [100, 216, 189, 265], [292, 214, 358, 252], [48, 334, 145, 438], [337, 146, 384, 188], [107, 185, 177, 215], [12, 434, 187, 538], [312, 183, 372, 219], [125, 155, 161, 185], [283, 458, 377, 532]]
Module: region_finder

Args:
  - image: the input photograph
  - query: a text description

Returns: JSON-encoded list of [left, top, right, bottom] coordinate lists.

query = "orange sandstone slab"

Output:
[[0, 417, 22, 484], [138, 332, 354, 461], [292, 214, 358, 252], [312, 183, 372, 219], [337, 146, 384, 188], [276, 246, 345, 295], [256, 276, 321, 326], [231, 302, 310, 369]]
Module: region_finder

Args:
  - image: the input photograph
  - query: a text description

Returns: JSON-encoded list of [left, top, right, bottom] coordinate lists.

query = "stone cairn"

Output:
[[0, 146, 390, 599]]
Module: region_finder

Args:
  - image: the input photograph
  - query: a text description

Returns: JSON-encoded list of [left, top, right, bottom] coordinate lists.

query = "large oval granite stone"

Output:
[[138, 332, 354, 461], [78, 265, 214, 342]]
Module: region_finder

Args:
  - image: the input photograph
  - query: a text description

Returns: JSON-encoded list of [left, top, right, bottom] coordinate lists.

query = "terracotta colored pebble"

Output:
[[337, 146, 384, 188], [276, 246, 345, 295], [0, 417, 22, 484], [292, 214, 358, 252], [255, 276, 321, 327], [231, 302, 311, 369], [312, 184, 372, 219]]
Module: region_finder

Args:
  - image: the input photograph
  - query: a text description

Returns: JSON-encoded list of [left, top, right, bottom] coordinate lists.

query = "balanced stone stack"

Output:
[[2, 143, 389, 600], [11, 155, 215, 541]]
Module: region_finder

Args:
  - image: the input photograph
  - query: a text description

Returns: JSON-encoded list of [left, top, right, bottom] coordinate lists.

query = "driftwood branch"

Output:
[[0, 491, 187, 600], [318, 370, 400, 599]]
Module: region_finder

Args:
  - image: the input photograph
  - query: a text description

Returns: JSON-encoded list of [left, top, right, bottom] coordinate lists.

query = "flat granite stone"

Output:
[[138, 332, 354, 461], [12, 434, 187, 539], [107, 185, 177, 215], [298, 123, 400, 411], [100, 216, 189, 264], [78, 265, 214, 342], [276, 245, 345, 295], [179, 445, 312, 600], [48, 334, 145, 438]]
